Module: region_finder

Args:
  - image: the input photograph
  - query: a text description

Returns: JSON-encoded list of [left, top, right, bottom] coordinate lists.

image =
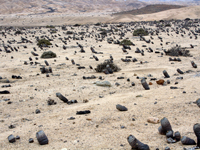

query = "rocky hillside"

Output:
[[0, 0, 146, 15]]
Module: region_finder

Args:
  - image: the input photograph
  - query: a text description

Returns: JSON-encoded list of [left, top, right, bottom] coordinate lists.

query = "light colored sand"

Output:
[[0, 6, 200, 150]]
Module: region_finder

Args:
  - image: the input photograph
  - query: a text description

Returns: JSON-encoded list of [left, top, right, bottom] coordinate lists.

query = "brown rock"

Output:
[[156, 79, 165, 85]]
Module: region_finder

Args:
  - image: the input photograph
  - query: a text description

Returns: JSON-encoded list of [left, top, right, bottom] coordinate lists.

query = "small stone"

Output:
[[116, 104, 128, 111], [7, 101, 12, 104], [29, 138, 34, 143], [99, 95, 104, 98], [175, 82, 178, 84], [165, 146, 170, 150], [94, 81, 111, 87], [8, 134, 16, 143], [127, 78, 130, 82], [176, 77, 183, 80], [115, 82, 120, 86], [0, 90, 10, 94], [170, 86, 178, 89], [117, 77, 124, 79], [147, 117, 159, 124], [183, 91, 186, 93], [167, 137, 176, 143], [16, 136, 20, 140], [132, 118, 136, 121], [35, 109, 41, 114], [83, 99, 88, 103], [120, 125, 126, 129], [76, 110, 90, 115], [156, 79, 165, 85], [167, 80, 170, 84], [131, 82, 135, 86], [136, 95, 142, 97], [8, 125, 15, 129], [47, 99, 57, 105]]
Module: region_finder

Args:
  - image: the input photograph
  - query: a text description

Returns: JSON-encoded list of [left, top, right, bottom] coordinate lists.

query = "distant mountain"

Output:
[[0, 0, 146, 15], [114, 4, 185, 15], [138, 0, 200, 5], [0, 0, 198, 16]]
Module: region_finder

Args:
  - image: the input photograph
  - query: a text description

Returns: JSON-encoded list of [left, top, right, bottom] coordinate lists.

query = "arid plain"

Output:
[[0, 3, 200, 150]]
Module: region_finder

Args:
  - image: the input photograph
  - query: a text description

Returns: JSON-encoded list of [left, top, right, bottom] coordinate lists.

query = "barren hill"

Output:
[[0, 0, 146, 15], [114, 4, 185, 15]]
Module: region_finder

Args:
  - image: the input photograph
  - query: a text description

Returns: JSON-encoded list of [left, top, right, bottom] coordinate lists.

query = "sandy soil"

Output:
[[0, 7, 200, 150]]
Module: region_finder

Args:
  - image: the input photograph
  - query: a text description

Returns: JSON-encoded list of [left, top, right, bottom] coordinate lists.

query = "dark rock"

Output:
[[8, 125, 15, 129], [170, 86, 178, 89], [116, 104, 128, 111], [127, 135, 150, 150], [77, 66, 85, 69], [67, 117, 75, 120], [165, 146, 170, 150], [29, 138, 34, 143], [181, 136, 196, 145], [115, 82, 120, 86], [7, 101, 12, 104], [166, 130, 173, 138], [44, 60, 49, 66], [167, 80, 170, 84], [47, 99, 57, 105], [191, 61, 197, 68], [167, 137, 176, 143], [193, 123, 200, 147], [56, 93, 68, 103], [163, 70, 170, 78], [76, 110, 91, 115], [16, 136, 20, 140], [8, 134, 16, 143], [1, 84, 11, 88], [35, 109, 41, 114], [31, 51, 39, 56], [131, 82, 135, 86], [68, 100, 78, 104], [36, 130, 49, 145], [177, 68, 184, 74], [174, 131, 181, 142], [160, 117, 173, 134], [176, 77, 183, 80], [141, 78, 150, 90], [0, 90, 10, 94]]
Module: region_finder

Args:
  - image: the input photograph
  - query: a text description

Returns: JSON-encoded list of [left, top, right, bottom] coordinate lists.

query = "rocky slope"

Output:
[[0, 0, 146, 15]]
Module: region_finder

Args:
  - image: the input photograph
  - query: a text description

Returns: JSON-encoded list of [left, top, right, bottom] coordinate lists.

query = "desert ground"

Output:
[[0, 5, 200, 150]]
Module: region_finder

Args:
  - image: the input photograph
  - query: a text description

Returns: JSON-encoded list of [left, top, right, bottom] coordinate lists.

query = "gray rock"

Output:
[[8, 134, 16, 143], [116, 104, 128, 111]]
